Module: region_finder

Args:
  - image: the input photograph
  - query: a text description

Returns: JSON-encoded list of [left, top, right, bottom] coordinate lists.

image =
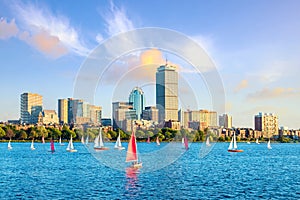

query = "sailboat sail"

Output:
[[85, 135, 89, 145], [81, 136, 84, 144], [147, 136, 150, 143], [50, 139, 55, 152], [256, 138, 260, 144], [94, 135, 99, 147], [8, 140, 12, 149], [126, 130, 138, 162], [67, 135, 74, 150], [99, 129, 104, 147], [233, 133, 238, 149], [182, 137, 184, 147], [228, 137, 234, 150], [31, 140, 35, 150], [267, 139, 272, 149], [184, 136, 189, 150], [42, 136, 45, 144], [206, 137, 211, 146], [115, 133, 123, 148], [156, 136, 160, 146]]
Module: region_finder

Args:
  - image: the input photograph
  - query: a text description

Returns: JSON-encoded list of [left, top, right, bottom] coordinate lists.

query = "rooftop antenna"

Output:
[[165, 55, 168, 66]]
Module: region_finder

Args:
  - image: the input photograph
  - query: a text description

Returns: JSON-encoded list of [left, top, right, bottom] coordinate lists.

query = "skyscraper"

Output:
[[219, 114, 232, 128], [156, 63, 178, 123], [129, 87, 145, 120], [58, 99, 68, 124], [255, 112, 278, 137], [20, 92, 43, 124]]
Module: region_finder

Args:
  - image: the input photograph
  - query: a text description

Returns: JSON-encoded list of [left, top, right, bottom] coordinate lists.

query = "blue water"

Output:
[[0, 142, 299, 199]]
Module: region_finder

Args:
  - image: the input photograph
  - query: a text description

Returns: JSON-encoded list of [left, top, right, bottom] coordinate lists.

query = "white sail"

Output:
[[94, 135, 99, 147], [59, 137, 62, 144], [115, 134, 122, 148], [156, 137, 160, 145], [233, 132, 238, 149], [81, 136, 84, 144], [267, 139, 272, 149], [256, 138, 260, 144], [8, 140, 12, 149], [85, 135, 89, 145], [67, 135, 74, 150], [99, 129, 104, 147], [31, 140, 35, 150], [206, 137, 211, 146], [228, 137, 233, 150]]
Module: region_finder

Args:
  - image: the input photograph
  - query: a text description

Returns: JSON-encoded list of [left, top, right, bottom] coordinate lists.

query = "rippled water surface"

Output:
[[0, 142, 299, 199]]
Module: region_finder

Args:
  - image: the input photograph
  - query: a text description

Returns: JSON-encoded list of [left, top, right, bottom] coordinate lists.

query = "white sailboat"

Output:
[[114, 132, 125, 150], [59, 136, 64, 146], [206, 136, 211, 147], [228, 132, 243, 152], [31, 139, 36, 150], [66, 135, 77, 152], [85, 135, 89, 145], [81, 135, 85, 144], [156, 136, 160, 146], [267, 139, 272, 150], [256, 138, 260, 144], [94, 128, 109, 150], [8, 140, 12, 150]]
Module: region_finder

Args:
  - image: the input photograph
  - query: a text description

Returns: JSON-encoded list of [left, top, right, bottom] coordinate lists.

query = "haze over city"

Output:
[[1, 0, 300, 129]]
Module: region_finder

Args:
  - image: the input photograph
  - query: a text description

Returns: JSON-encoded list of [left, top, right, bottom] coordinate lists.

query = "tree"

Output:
[[108, 130, 117, 139], [6, 128, 15, 139], [61, 126, 76, 139], [136, 130, 145, 139], [47, 127, 62, 139], [37, 126, 48, 139], [0, 127, 5, 139], [18, 130, 27, 140]]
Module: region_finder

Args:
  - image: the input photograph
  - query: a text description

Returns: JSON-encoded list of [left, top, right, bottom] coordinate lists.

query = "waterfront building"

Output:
[[254, 112, 278, 138], [180, 109, 217, 130], [42, 110, 59, 124], [142, 106, 159, 123], [129, 87, 145, 120], [156, 63, 178, 124], [20, 92, 43, 124], [58, 99, 68, 124], [112, 102, 136, 130], [219, 114, 232, 128]]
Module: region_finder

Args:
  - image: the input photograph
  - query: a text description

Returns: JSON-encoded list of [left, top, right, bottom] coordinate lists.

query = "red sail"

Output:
[[147, 136, 150, 143], [50, 139, 55, 152], [184, 136, 189, 150], [126, 131, 137, 162]]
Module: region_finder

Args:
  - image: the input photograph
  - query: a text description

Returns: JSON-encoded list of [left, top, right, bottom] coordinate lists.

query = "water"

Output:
[[0, 142, 299, 199]]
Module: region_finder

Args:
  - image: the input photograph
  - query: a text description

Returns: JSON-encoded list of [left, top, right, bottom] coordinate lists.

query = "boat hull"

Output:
[[67, 149, 78, 152], [31, 148, 36, 150], [114, 146, 125, 150], [228, 149, 243, 152], [94, 147, 109, 151]]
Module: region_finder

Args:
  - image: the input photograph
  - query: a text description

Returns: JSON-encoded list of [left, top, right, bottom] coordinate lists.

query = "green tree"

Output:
[[136, 130, 145, 138], [108, 130, 117, 139], [0, 127, 6, 139], [62, 126, 76, 139], [37, 126, 48, 139], [18, 130, 27, 140]]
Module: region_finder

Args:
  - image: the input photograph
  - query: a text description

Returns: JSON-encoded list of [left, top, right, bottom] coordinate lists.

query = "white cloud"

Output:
[[12, 2, 90, 57], [101, 1, 135, 36], [0, 18, 19, 39], [96, 33, 104, 43]]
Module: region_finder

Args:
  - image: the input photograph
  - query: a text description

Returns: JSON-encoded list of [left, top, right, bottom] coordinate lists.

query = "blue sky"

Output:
[[1, 0, 300, 128]]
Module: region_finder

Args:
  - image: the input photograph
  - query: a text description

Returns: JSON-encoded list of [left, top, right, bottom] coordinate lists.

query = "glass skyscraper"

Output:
[[129, 87, 145, 120], [156, 64, 178, 123]]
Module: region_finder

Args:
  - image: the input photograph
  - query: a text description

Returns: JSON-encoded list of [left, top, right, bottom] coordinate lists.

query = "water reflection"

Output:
[[125, 167, 140, 198]]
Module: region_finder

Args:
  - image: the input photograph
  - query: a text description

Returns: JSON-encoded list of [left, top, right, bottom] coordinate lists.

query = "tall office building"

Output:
[[58, 99, 68, 124], [219, 114, 232, 128], [142, 106, 159, 123], [255, 112, 278, 137], [156, 63, 178, 123], [112, 102, 136, 130], [129, 87, 145, 120], [20, 92, 43, 124]]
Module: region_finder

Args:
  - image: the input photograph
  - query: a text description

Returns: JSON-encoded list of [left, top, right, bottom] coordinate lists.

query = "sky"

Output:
[[0, 0, 300, 129]]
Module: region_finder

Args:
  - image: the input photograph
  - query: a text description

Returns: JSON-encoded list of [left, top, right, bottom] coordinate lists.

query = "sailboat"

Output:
[[181, 137, 184, 148], [267, 139, 272, 150], [66, 135, 77, 152], [256, 138, 260, 144], [184, 136, 189, 150], [114, 132, 125, 150], [8, 139, 12, 150], [59, 136, 64, 146], [126, 129, 142, 168], [81, 135, 85, 144], [206, 136, 211, 147], [156, 136, 160, 146], [42, 136, 45, 144], [94, 128, 109, 150], [50, 139, 55, 152], [85, 135, 89, 145], [31, 139, 36, 150], [228, 132, 243, 152], [147, 136, 150, 143]]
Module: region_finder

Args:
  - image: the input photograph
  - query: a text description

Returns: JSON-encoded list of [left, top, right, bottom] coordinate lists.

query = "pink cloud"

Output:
[[0, 18, 19, 39]]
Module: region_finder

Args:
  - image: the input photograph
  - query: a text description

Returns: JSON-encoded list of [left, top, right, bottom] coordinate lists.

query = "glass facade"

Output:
[[129, 87, 145, 120]]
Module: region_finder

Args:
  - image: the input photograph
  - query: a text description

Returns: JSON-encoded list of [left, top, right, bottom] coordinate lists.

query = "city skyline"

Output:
[[1, 1, 300, 128]]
